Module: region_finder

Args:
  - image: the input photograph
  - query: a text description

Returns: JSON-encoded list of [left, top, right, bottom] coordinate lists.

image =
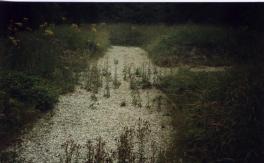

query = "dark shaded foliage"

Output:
[[1, 3, 264, 35], [159, 66, 264, 163], [0, 71, 59, 112]]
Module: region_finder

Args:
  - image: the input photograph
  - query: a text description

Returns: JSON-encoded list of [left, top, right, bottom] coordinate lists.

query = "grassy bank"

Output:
[[159, 67, 264, 163], [0, 23, 110, 149]]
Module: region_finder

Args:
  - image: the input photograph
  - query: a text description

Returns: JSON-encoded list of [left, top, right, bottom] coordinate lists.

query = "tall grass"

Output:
[[58, 119, 156, 163]]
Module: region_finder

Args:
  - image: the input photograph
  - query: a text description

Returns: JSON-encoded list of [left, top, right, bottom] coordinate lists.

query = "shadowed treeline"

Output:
[[1, 3, 264, 34]]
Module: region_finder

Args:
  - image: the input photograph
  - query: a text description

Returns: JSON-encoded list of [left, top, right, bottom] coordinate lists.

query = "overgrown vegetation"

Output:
[[147, 25, 236, 66], [108, 23, 264, 162], [0, 17, 263, 163], [108, 24, 147, 46], [0, 22, 109, 149], [58, 119, 161, 163], [159, 67, 264, 163], [108, 23, 264, 67]]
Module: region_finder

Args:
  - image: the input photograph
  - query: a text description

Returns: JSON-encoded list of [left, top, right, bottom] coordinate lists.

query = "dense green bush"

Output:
[[160, 67, 264, 163], [0, 71, 59, 149], [1, 24, 109, 93], [49, 25, 97, 51], [0, 71, 59, 112], [3, 31, 59, 76]]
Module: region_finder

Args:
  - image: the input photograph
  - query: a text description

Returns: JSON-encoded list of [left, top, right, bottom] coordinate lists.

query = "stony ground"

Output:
[[8, 46, 176, 162]]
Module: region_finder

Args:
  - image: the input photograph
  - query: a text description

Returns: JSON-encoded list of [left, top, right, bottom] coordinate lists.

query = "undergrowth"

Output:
[[107, 23, 261, 67], [0, 22, 109, 150], [159, 67, 264, 163]]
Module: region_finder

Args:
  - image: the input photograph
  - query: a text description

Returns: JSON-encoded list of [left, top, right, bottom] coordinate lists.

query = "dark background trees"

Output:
[[1, 3, 264, 34]]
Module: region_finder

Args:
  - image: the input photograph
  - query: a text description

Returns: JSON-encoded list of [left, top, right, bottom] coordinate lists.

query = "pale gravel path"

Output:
[[9, 46, 175, 162]]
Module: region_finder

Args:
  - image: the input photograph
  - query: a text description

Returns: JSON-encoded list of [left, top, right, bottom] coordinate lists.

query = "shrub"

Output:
[[3, 30, 59, 76], [0, 71, 59, 112]]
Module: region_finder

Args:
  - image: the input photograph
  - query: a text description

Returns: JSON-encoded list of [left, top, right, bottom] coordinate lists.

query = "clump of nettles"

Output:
[[116, 127, 136, 162], [145, 91, 151, 109], [103, 73, 111, 98], [141, 61, 153, 89], [129, 64, 152, 90], [120, 100, 126, 107], [136, 118, 151, 163], [130, 75, 137, 90], [102, 56, 110, 77], [59, 119, 158, 163], [122, 64, 129, 81], [59, 139, 81, 163], [113, 59, 121, 89], [85, 64, 102, 94], [153, 95, 163, 111], [152, 66, 161, 87], [131, 89, 142, 108]]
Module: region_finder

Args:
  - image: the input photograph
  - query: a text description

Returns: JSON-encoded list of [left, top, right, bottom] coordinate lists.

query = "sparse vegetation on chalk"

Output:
[[58, 119, 157, 163]]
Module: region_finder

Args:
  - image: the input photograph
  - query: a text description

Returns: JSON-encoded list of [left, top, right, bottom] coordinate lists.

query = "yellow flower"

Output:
[[44, 29, 54, 36], [40, 22, 48, 28], [15, 22, 23, 27], [62, 17, 67, 21], [23, 17, 29, 22], [92, 27, 97, 32], [71, 24, 78, 28], [26, 27, 32, 31], [11, 39, 18, 46], [8, 36, 15, 40], [8, 37, 19, 47]]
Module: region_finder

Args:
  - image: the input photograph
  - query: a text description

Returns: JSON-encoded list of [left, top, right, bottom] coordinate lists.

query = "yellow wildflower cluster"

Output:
[[8, 20, 25, 33], [131, 26, 136, 30], [8, 36, 20, 47], [71, 23, 78, 28], [91, 24, 97, 32], [40, 22, 48, 29], [14, 22, 23, 27], [61, 17, 67, 21], [44, 29, 54, 36], [71, 23, 81, 32], [23, 17, 29, 22]]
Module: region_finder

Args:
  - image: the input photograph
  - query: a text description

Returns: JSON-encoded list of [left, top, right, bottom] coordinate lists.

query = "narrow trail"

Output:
[[8, 46, 176, 162]]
